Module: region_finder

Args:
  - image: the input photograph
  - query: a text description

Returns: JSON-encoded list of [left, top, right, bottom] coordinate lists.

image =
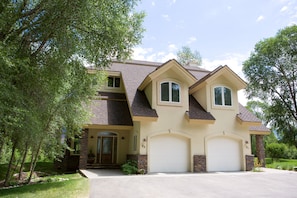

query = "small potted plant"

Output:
[[87, 149, 95, 164]]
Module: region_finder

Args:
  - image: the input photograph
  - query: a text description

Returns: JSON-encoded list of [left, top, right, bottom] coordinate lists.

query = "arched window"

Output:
[[214, 86, 232, 106], [160, 81, 180, 103]]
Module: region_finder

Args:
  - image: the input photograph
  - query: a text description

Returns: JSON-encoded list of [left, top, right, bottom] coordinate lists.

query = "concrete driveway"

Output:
[[84, 169, 297, 198]]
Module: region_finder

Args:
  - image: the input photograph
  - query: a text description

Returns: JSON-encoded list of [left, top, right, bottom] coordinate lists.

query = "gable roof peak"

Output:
[[138, 59, 197, 91], [189, 64, 247, 94]]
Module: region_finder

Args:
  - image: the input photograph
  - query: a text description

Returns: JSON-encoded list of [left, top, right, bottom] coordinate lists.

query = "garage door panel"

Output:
[[207, 137, 241, 172], [150, 134, 189, 172]]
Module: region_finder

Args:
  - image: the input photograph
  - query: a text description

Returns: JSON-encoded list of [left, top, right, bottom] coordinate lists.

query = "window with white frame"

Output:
[[107, 76, 120, 88], [214, 86, 232, 106], [160, 81, 180, 103]]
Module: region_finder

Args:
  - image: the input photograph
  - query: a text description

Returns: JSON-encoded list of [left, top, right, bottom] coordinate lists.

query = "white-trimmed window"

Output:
[[160, 81, 180, 103], [214, 86, 232, 106], [107, 76, 120, 88]]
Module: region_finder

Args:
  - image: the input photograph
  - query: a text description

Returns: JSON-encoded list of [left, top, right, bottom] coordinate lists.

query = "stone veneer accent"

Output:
[[193, 155, 206, 172], [79, 128, 89, 169], [127, 154, 147, 173], [245, 155, 254, 171], [256, 135, 265, 167]]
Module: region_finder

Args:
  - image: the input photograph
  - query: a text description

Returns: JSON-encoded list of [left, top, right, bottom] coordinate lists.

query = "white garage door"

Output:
[[150, 134, 189, 173], [207, 137, 241, 172]]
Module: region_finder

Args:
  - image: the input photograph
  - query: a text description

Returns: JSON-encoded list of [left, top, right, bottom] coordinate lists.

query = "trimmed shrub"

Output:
[[121, 160, 138, 175]]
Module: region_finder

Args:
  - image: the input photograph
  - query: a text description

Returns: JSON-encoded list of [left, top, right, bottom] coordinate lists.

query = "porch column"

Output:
[[256, 135, 265, 167], [79, 128, 89, 169]]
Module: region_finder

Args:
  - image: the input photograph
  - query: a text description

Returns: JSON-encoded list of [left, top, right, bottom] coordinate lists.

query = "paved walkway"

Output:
[[82, 168, 297, 198]]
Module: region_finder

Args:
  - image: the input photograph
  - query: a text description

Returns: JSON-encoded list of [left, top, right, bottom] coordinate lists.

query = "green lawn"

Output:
[[265, 158, 297, 170], [0, 162, 89, 198], [0, 173, 89, 198]]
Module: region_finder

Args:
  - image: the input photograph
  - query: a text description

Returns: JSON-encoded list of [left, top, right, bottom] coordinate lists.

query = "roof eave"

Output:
[[132, 116, 158, 122], [249, 130, 271, 135], [184, 112, 215, 124], [236, 116, 262, 126]]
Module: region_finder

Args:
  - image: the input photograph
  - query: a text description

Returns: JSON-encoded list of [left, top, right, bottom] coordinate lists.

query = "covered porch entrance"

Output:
[[82, 127, 131, 169]]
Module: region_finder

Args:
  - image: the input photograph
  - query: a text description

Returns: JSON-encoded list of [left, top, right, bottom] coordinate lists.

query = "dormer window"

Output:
[[161, 81, 180, 102], [108, 76, 120, 88], [214, 86, 232, 106]]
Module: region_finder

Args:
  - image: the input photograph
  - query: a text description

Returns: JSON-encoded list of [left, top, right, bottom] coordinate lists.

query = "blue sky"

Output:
[[132, 0, 297, 104]]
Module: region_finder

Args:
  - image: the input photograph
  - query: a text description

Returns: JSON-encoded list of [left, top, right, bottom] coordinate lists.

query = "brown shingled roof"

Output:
[[90, 92, 133, 126], [187, 95, 215, 121], [131, 90, 158, 117], [237, 103, 262, 123], [107, 60, 211, 118], [249, 125, 270, 132]]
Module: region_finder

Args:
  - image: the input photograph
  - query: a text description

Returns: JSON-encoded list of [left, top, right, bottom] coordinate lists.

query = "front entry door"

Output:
[[101, 137, 113, 164], [97, 133, 117, 164]]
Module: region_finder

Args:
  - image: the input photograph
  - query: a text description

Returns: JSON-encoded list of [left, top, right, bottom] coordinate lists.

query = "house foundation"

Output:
[[127, 154, 148, 173], [193, 155, 207, 172], [245, 155, 254, 171]]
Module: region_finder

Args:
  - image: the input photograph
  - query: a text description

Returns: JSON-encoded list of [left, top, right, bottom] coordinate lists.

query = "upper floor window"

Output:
[[214, 86, 232, 106], [161, 81, 180, 102], [108, 76, 120, 88]]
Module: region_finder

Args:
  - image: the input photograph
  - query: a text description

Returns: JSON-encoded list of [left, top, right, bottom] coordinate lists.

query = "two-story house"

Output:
[[58, 59, 269, 173]]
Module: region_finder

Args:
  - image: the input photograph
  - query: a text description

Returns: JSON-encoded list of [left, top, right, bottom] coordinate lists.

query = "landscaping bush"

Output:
[[121, 160, 138, 175], [266, 143, 287, 161], [284, 145, 297, 159], [265, 158, 273, 164]]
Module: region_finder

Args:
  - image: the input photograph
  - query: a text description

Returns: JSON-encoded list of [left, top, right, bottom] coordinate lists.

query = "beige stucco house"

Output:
[[59, 59, 269, 173]]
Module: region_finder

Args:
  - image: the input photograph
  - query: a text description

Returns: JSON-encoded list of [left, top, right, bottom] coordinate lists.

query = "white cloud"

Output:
[[162, 14, 170, 21], [169, 0, 176, 5], [227, 6, 232, 11], [152, 1, 155, 6], [132, 47, 153, 60], [168, 44, 178, 52], [186, 36, 197, 44], [280, 6, 288, 12], [256, 15, 264, 22], [132, 47, 176, 62]]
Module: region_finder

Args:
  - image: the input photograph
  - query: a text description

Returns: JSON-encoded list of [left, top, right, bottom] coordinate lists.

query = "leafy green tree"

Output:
[[177, 46, 202, 66], [243, 25, 297, 147], [0, 0, 144, 186]]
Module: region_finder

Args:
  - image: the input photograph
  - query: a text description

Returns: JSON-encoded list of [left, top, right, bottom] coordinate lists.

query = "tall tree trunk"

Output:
[[4, 142, 16, 187], [18, 142, 29, 180], [0, 139, 4, 162], [27, 139, 43, 183], [10, 152, 21, 181]]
